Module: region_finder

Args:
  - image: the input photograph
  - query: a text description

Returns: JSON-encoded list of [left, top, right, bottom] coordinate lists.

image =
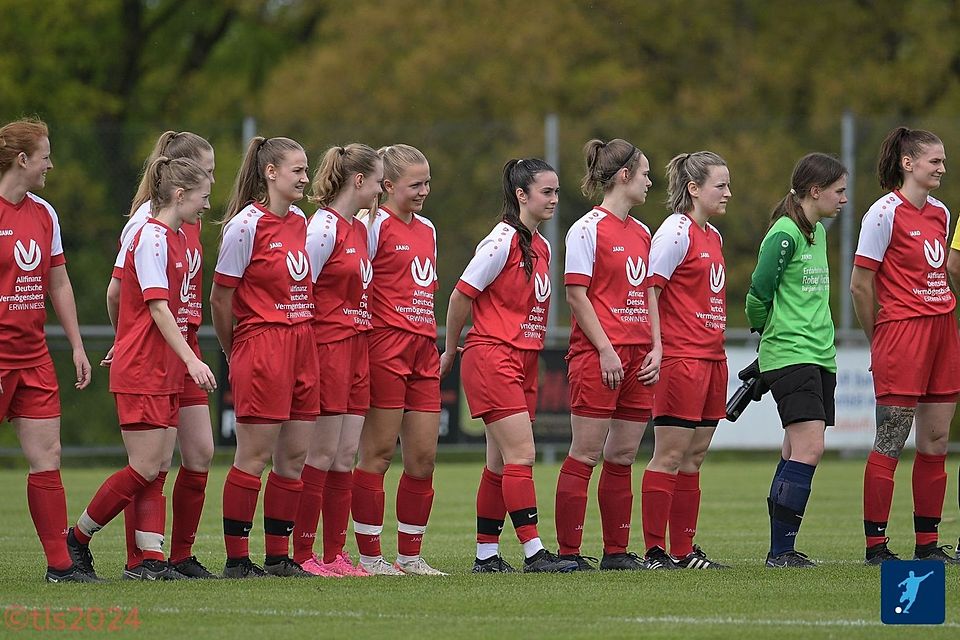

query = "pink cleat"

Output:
[[301, 554, 343, 578], [321, 551, 371, 577]]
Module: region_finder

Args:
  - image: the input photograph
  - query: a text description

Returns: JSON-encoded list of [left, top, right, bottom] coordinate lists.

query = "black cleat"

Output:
[[222, 557, 269, 579], [865, 538, 899, 565], [600, 551, 648, 571], [643, 547, 679, 570], [765, 550, 816, 568], [171, 556, 217, 579], [913, 542, 960, 565], [45, 564, 103, 583], [65, 528, 100, 580], [522, 549, 578, 573], [123, 559, 185, 581], [557, 553, 598, 571], [673, 545, 729, 569], [263, 556, 311, 577], [472, 555, 517, 573]]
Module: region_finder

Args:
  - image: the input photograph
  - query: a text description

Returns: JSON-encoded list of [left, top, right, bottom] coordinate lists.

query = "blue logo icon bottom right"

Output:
[[880, 560, 945, 625]]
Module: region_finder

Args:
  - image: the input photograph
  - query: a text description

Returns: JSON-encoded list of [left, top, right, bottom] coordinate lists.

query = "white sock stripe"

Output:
[[77, 511, 103, 537], [397, 522, 427, 535], [353, 522, 383, 536], [135, 530, 164, 553]]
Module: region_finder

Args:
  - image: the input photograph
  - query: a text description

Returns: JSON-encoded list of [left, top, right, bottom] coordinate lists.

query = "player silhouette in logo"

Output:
[[898, 570, 933, 613]]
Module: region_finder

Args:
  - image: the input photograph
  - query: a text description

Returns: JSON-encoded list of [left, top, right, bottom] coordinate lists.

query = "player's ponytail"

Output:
[[501, 157, 553, 280]]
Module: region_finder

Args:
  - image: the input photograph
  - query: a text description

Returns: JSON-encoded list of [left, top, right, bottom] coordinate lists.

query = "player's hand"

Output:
[[599, 346, 624, 390], [638, 344, 661, 386], [100, 345, 115, 367], [439, 346, 462, 380], [188, 359, 217, 392], [74, 348, 92, 390]]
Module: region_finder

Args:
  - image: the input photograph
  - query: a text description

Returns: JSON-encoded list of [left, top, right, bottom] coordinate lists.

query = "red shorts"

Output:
[[0, 357, 60, 422], [115, 393, 178, 430], [316, 332, 370, 416], [872, 313, 960, 406], [653, 357, 727, 426], [462, 343, 539, 425], [179, 329, 209, 408], [229, 323, 320, 423], [368, 328, 440, 412], [567, 344, 653, 422]]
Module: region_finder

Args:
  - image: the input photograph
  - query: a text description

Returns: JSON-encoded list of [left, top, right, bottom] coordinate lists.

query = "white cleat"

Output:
[[359, 556, 406, 576], [394, 556, 449, 576]]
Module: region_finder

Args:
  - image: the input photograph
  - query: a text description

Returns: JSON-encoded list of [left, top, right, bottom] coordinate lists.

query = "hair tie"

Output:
[[789, 188, 797, 196]]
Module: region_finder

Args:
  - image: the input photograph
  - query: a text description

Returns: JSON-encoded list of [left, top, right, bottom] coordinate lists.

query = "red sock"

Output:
[[222, 466, 261, 560], [641, 469, 676, 552], [122, 503, 141, 568], [263, 471, 303, 559], [27, 470, 71, 571], [599, 460, 633, 555], [134, 471, 167, 561], [397, 473, 434, 558], [913, 452, 947, 546], [75, 466, 150, 544], [351, 468, 384, 558], [321, 470, 352, 563], [292, 465, 326, 564], [669, 471, 700, 557], [476, 467, 506, 544], [170, 468, 208, 564], [503, 464, 539, 543], [863, 451, 898, 547], [555, 456, 593, 555]]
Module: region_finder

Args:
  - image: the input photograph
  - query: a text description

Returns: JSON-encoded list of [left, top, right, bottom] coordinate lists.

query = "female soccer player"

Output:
[[105, 131, 217, 579], [0, 118, 93, 582], [441, 158, 577, 574], [351, 144, 445, 576], [642, 151, 730, 570], [852, 127, 960, 565], [291, 144, 381, 577], [211, 136, 319, 578], [554, 138, 660, 571], [66, 157, 216, 580], [747, 152, 846, 568]]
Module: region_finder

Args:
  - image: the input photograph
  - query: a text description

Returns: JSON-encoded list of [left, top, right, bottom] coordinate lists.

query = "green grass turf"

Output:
[[0, 458, 958, 638]]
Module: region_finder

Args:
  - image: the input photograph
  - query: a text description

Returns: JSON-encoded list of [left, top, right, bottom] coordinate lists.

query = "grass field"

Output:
[[0, 456, 958, 639]]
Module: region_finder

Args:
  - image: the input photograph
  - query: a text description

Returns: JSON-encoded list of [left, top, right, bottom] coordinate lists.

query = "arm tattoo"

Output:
[[873, 405, 916, 458]]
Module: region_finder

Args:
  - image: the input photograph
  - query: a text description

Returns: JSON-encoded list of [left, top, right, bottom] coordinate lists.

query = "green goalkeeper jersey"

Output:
[[745, 216, 836, 373]]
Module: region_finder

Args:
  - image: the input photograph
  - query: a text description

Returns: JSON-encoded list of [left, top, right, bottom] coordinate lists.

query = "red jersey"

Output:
[[213, 203, 315, 343], [456, 222, 551, 351], [649, 213, 726, 360], [854, 190, 955, 324], [306, 207, 372, 342], [564, 207, 653, 355], [110, 219, 189, 395], [0, 192, 66, 368], [366, 206, 438, 337], [113, 201, 203, 329]]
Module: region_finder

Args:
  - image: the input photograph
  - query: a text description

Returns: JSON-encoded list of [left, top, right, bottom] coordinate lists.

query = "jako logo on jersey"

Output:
[[14, 239, 41, 271], [179, 272, 191, 303], [359, 258, 373, 290], [534, 273, 551, 303], [395, 244, 410, 251], [286, 250, 309, 281], [186, 248, 201, 280], [709, 263, 725, 294], [625, 256, 646, 287], [269, 241, 283, 249], [411, 256, 435, 287], [924, 239, 945, 268]]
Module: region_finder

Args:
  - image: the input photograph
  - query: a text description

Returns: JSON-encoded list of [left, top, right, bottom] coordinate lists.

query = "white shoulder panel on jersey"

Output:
[[26, 192, 64, 259], [215, 204, 263, 279], [114, 201, 152, 270], [650, 213, 692, 281], [306, 209, 339, 281], [856, 192, 899, 263], [459, 222, 515, 293], [564, 209, 602, 278], [928, 195, 951, 237], [134, 222, 171, 292]]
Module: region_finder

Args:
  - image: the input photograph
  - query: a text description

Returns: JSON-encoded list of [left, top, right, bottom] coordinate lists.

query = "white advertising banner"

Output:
[[713, 345, 913, 450]]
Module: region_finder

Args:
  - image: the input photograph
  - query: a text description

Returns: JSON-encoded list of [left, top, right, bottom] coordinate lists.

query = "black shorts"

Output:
[[761, 364, 836, 429]]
